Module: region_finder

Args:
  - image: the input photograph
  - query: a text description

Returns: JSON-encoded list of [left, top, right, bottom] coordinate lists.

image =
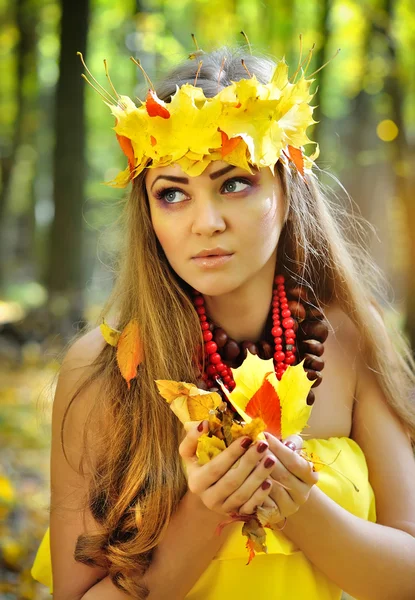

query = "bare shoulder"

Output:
[[50, 326, 110, 595]]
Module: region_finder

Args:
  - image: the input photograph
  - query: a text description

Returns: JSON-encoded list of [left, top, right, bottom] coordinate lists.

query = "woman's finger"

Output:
[[220, 450, 277, 514], [237, 478, 274, 515], [187, 435, 258, 495], [265, 433, 318, 485], [179, 420, 208, 463]]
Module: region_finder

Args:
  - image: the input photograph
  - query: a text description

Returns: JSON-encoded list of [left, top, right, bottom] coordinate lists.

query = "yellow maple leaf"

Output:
[[197, 434, 226, 465], [227, 352, 313, 439], [156, 380, 222, 423]]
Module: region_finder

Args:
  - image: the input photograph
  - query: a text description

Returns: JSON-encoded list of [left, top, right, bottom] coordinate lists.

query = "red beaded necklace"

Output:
[[192, 275, 297, 392]]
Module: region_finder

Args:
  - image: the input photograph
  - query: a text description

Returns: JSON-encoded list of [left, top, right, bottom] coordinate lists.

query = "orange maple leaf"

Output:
[[220, 130, 242, 157], [245, 378, 282, 439], [146, 90, 170, 119], [116, 320, 143, 389], [287, 145, 305, 176], [116, 132, 135, 173]]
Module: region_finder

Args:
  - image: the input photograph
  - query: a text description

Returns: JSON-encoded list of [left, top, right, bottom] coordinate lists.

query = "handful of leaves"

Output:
[[156, 352, 316, 563]]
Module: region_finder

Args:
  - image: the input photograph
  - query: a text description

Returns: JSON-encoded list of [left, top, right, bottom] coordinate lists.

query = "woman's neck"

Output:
[[202, 258, 276, 342]]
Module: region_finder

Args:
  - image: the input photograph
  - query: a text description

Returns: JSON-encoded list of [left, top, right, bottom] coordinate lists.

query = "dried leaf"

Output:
[[256, 505, 284, 528], [100, 320, 121, 347], [242, 518, 267, 564], [196, 434, 226, 465], [116, 320, 143, 389], [230, 417, 266, 441]]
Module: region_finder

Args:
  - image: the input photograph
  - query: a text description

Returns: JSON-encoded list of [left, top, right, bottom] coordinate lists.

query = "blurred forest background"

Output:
[[1, 0, 414, 597]]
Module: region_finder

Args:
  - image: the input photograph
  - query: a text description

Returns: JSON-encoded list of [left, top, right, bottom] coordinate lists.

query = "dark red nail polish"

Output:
[[257, 442, 268, 453], [241, 437, 252, 449], [284, 441, 296, 451], [197, 421, 205, 432], [261, 480, 271, 490], [264, 457, 275, 468]]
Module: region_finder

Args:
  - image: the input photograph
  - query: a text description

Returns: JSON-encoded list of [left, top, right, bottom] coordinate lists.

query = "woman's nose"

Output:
[[190, 197, 226, 237]]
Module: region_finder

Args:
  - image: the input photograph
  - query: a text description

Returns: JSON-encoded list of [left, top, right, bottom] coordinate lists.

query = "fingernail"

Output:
[[264, 432, 270, 439], [284, 441, 296, 451], [197, 421, 205, 432], [257, 442, 268, 453], [264, 457, 275, 468], [261, 480, 272, 490], [241, 437, 252, 449]]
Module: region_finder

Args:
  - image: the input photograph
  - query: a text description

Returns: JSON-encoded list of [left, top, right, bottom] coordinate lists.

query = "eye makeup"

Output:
[[152, 175, 258, 205]]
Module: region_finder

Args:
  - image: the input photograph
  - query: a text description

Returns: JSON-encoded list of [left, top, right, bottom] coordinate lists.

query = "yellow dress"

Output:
[[31, 437, 376, 599]]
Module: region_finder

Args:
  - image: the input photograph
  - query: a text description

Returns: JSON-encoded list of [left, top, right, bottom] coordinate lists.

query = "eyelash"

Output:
[[153, 177, 253, 204]]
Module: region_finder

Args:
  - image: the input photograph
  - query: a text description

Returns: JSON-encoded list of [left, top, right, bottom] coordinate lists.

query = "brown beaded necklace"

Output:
[[192, 275, 329, 406]]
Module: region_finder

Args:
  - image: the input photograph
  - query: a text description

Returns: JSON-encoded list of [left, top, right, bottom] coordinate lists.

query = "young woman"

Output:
[[32, 46, 415, 600]]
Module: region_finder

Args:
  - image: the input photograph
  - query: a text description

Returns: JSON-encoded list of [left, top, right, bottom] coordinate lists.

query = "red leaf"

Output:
[[245, 539, 256, 565], [287, 145, 305, 176], [220, 130, 242, 157], [146, 90, 170, 119], [245, 378, 282, 439]]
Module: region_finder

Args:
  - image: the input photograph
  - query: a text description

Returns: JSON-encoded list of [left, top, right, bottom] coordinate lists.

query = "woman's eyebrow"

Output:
[[150, 165, 237, 191]]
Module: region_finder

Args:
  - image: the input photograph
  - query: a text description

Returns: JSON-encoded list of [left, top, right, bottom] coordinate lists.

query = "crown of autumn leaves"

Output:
[[78, 41, 327, 188]]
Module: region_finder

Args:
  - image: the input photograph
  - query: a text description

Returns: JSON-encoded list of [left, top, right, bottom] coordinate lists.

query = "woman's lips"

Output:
[[191, 254, 234, 268]]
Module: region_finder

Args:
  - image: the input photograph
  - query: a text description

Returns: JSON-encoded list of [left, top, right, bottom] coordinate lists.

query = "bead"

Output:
[[196, 306, 206, 315], [272, 299, 279, 307], [200, 314, 207, 321], [285, 355, 296, 365], [205, 341, 218, 354], [206, 364, 217, 376], [306, 390, 315, 406], [215, 362, 225, 372], [210, 353, 222, 364], [275, 344, 283, 351], [241, 341, 258, 356], [282, 317, 295, 329], [284, 329, 295, 339], [299, 339, 324, 357], [274, 351, 285, 362], [287, 299, 306, 321], [271, 326, 283, 337], [285, 338, 295, 347], [274, 337, 282, 344], [224, 340, 240, 361], [299, 320, 329, 343], [277, 283, 285, 291], [194, 296, 204, 306], [201, 322, 210, 330], [280, 303, 289, 311], [304, 355, 325, 372], [272, 319, 281, 326], [203, 331, 213, 342], [213, 327, 228, 348], [259, 341, 273, 359], [206, 378, 215, 388], [275, 275, 285, 284], [281, 309, 291, 319]]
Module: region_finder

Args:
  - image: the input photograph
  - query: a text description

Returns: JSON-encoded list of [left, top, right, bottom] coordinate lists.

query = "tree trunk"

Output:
[[0, 0, 37, 290], [44, 0, 90, 334]]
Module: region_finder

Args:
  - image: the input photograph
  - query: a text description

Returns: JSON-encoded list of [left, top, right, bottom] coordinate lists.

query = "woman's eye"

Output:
[[156, 188, 187, 204], [222, 178, 251, 194]]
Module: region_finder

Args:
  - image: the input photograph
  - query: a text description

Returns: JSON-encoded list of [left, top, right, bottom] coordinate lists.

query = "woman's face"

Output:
[[145, 160, 286, 296]]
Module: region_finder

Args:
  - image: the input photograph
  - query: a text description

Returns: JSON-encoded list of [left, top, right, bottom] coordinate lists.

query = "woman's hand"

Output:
[[261, 432, 319, 522], [179, 421, 278, 517]]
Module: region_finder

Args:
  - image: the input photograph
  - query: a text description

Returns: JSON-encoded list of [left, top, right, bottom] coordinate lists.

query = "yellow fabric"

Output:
[[31, 436, 376, 599]]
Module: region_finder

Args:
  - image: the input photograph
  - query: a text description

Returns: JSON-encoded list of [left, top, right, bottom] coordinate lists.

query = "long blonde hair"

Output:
[[62, 47, 415, 597]]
